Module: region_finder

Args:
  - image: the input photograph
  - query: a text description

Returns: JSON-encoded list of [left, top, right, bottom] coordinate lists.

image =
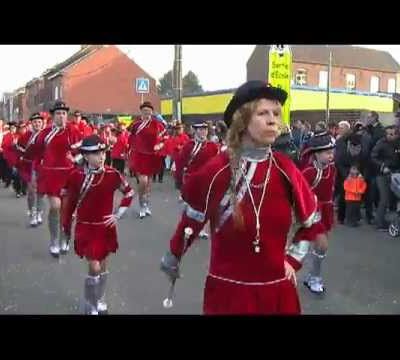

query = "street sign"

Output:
[[136, 78, 150, 94], [268, 45, 292, 126]]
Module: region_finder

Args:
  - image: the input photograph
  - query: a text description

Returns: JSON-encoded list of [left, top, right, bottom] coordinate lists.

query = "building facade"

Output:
[[247, 45, 400, 94], [6, 45, 161, 121]]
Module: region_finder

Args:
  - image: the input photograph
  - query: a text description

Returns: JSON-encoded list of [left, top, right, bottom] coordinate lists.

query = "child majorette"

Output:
[[15, 113, 45, 227], [61, 135, 134, 315], [299, 131, 336, 294], [174, 122, 220, 239]]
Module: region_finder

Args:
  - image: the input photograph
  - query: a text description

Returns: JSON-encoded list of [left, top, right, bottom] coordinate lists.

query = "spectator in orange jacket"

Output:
[[344, 165, 368, 227]]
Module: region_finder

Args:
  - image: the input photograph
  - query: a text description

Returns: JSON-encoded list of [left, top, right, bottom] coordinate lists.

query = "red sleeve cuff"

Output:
[[285, 254, 302, 272]]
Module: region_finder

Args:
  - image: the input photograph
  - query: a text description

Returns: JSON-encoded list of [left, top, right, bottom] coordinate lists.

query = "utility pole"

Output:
[[326, 49, 332, 123], [172, 45, 183, 122]]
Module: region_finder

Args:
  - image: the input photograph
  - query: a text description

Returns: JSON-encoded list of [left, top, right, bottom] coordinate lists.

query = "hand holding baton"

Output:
[[162, 227, 193, 309]]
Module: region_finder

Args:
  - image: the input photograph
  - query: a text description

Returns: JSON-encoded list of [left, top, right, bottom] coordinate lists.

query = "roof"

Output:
[[249, 45, 400, 73], [42, 45, 103, 77]]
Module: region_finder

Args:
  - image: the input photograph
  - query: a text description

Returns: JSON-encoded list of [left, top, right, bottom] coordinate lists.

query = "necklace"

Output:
[[240, 147, 273, 253]]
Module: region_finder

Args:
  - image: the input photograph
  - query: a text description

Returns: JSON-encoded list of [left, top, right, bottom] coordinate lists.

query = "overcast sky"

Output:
[[1, 45, 399, 98]]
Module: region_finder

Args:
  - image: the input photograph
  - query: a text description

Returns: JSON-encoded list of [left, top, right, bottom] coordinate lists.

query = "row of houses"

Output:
[[0, 45, 160, 122]]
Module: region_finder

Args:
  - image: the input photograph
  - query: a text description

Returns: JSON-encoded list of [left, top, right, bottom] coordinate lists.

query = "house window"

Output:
[[54, 86, 59, 100], [388, 78, 396, 93], [346, 73, 356, 91], [319, 70, 328, 89], [370, 76, 380, 93], [295, 69, 307, 86]]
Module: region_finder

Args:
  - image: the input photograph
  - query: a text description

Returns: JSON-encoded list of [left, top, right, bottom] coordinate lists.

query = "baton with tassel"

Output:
[[162, 226, 193, 309]]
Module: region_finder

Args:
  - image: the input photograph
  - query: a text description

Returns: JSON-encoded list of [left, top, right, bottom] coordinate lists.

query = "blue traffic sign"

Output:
[[136, 78, 150, 94]]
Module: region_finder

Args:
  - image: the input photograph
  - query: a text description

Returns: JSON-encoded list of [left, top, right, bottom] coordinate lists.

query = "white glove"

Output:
[[103, 207, 128, 227]]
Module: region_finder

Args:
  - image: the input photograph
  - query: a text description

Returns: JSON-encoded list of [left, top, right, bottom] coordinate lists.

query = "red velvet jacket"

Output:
[[169, 150, 319, 283]]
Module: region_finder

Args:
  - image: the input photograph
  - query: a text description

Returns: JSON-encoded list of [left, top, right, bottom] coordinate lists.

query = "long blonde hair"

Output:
[[226, 100, 258, 229], [226, 98, 284, 228]]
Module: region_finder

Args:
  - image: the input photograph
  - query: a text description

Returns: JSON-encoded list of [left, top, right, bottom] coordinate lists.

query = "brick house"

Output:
[[1, 91, 26, 122], [247, 45, 400, 94], [23, 45, 160, 120]]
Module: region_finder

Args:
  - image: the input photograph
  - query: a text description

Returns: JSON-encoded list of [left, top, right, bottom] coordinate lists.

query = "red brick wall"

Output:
[[63, 46, 160, 114], [293, 61, 397, 92]]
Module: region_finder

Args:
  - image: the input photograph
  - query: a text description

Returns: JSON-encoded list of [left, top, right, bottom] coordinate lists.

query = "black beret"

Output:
[[80, 135, 107, 153], [50, 100, 70, 113], [223, 81, 287, 128]]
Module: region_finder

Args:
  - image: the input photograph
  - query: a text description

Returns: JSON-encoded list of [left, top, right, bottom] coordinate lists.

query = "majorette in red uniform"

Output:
[[35, 100, 83, 258], [174, 122, 219, 190], [298, 131, 336, 294], [80, 116, 94, 138], [15, 113, 45, 227], [174, 121, 219, 239], [0, 120, 7, 185], [168, 121, 190, 164], [160, 81, 320, 315], [110, 124, 129, 175], [128, 101, 166, 218], [61, 135, 134, 315], [67, 110, 91, 137], [1, 121, 22, 197], [99, 124, 113, 166]]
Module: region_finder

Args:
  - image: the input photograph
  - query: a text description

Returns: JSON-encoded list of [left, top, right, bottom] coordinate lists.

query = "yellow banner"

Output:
[[268, 45, 292, 126], [117, 116, 133, 126]]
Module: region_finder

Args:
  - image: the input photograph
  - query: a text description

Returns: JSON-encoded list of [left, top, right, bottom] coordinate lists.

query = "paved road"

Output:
[[0, 174, 399, 315]]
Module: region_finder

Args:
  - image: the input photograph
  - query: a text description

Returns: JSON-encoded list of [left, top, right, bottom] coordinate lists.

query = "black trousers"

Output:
[[13, 171, 26, 195], [364, 176, 379, 221], [336, 177, 346, 223], [346, 201, 361, 225], [1, 160, 13, 186], [0, 154, 10, 183], [112, 158, 125, 175]]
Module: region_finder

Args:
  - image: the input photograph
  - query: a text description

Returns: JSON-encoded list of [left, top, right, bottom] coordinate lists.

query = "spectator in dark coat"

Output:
[[371, 125, 400, 231], [363, 111, 386, 224]]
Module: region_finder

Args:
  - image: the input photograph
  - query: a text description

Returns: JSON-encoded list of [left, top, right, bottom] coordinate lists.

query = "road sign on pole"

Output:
[[268, 45, 292, 126], [136, 78, 150, 94]]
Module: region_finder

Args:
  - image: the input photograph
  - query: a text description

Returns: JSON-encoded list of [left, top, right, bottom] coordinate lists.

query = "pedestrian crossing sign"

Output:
[[136, 78, 150, 94]]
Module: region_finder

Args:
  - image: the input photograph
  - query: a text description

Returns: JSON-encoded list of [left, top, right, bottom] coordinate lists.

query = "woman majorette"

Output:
[[61, 135, 134, 315], [161, 81, 320, 315], [15, 113, 45, 227], [35, 101, 83, 258], [174, 121, 220, 239], [128, 101, 167, 219], [298, 131, 336, 294]]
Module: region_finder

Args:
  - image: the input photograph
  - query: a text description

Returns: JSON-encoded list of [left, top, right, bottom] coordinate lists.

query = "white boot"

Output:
[[60, 232, 70, 255], [49, 244, 60, 258], [144, 204, 152, 216], [97, 272, 109, 315], [305, 276, 325, 294], [199, 230, 209, 239], [36, 211, 43, 225], [29, 208, 38, 227], [139, 207, 146, 219], [84, 276, 100, 315]]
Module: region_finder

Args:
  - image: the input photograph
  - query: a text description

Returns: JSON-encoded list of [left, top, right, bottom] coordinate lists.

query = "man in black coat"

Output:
[[371, 125, 400, 231], [363, 111, 386, 224]]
